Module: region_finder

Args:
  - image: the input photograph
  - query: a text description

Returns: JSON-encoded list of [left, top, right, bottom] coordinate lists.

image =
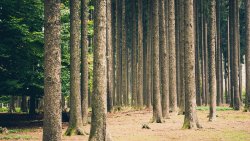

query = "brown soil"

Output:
[[0, 109, 250, 141]]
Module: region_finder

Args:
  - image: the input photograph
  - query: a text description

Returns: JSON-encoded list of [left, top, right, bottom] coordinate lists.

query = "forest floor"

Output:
[[0, 107, 250, 141]]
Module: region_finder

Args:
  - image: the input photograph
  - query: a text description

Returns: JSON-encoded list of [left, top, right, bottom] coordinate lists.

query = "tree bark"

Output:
[[65, 0, 85, 135], [132, 0, 137, 107], [182, 0, 202, 129], [152, 0, 163, 123], [21, 96, 28, 112], [216, 0, 221, 106], [81, 0, 89, 125], [107, 0, 113, 112], [89, 0, 111, 140], [29, 95, 36, 115], [245, 0, 250, 111], [168, 0, 178, 114], [208, 0, 217, 122], [159, 0, 170, 119], [43, 0, 62, 139]]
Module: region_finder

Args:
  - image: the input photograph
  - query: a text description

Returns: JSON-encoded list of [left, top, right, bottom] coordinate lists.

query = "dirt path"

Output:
[[0, 109, 250, 141]]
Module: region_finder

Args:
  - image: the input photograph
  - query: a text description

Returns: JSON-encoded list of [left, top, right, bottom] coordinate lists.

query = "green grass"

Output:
[[0, 135, 35, 140], [221, 130, 250, 141], [8, 128, 33, 133], [196, 106, 233, 111]]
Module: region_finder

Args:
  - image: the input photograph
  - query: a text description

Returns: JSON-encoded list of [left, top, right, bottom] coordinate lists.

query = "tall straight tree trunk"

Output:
[[208, 0, 217, 122], [89, 0, 111, 140], [159, 0, 170, 119], [178, 0, 185, 114], [175, 0, 180, 107], [43, 0, 62, 140], [227, 16, 231, 104], [182, 0, 202, 129], [245, 0, 250, 111], [111, 0, 116, 107], [229, 0, 234, 107], [205, 22, 209, 106], [216, 0, 221, 106], [9, 96, 16, 113], [201, 0, 205, 105], [81, 0, 89, 125], [195, 0, 201, 106], [137, 0, 143, 107], [131, 0, 137, 107], [146, 0, 152, 109], [232, 0, 240, 110], [107, 0, 113, 112], [168, 0, 178, 114], [121, 0, 127, 106], [66, 0, 85, 135], [116, 0, 122, 106], [152, 0, 163, 123]]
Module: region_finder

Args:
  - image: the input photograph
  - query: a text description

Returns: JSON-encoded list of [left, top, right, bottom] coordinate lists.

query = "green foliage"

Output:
[[196, 106, 234, 111], [0, 135, 34, 140]]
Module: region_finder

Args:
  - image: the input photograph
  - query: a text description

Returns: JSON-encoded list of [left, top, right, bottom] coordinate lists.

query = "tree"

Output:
[[43, 0, 62, 140], [152, 0, 163, 123], [182, 0, 202, 129], [81, 0, 89, 125], [65, 0, 85, 135], [137, 0, 143, 107], [208, 0, 217, 122], [246, 0, 250, 111], [107, 0, 113, 112], [159, 0, 170, 119], [132, 0, 137, 107], [88, 0, 111, 140], [168, 0, 178, 114]]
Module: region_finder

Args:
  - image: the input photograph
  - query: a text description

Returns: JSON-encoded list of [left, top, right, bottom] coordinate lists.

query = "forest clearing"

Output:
[[0, 108, 249, 141], [1, 0, 250, 140]]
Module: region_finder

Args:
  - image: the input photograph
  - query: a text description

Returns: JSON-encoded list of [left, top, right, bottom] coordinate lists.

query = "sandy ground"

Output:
[[0, 109, 250, 141]]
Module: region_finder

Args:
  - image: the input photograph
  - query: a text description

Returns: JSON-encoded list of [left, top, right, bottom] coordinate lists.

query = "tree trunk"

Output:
[[216, 0, 221, 106], [146, 0, 152, 109], [152, 0, 163, 123], [81, 0, 89, 125], [168, 0, 178, 114], [131, 0, 137, 107], [159, 0, 170, 119], [201, 0, 205, 105], [246, 0, 250, 111], [65, 0, 85, 135], [107, 0, 113, 112], [182, 0, 202, 129], [29, 95, 36, 115], [43, 1, 62, 140], [227, 16, 231, 104], [178, 0, 185, 114], [232, 0, 240, 110], [89, 0, 111, 140], [21, 96, 28, 112], [121, 0, 127, 106], [112, 0, 116, 107], [137, 0, 143, 107], [205, 22, 209, 106], [116, 0, 122, 106], [9, 96, 16, 113], [208, 0, 217, 122]]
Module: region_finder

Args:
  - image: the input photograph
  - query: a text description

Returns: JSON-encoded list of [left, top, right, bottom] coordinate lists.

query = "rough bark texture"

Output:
[[132, 1, 137, 107], [216, 0, 222, 106], [159, 0, 170, 119], [107, 0, 113, 112], [208, 0, 217, 122], [205, 22, 209, 106], [116, 0, 121, 106], [227, 16, 231, 104], [137, 0, 143, 107], [168, 0, 177, 114], [146, 0, 152, 109], [232, 0, 240, 110], [178, 0, 185, 114], [121, 0, 127, 106], [152, 0, 163, 123], [89, 0, 110, 140], [43, 0, 62, 140], [81, 0, 89, 125], [246, 0, 250, 111], [66, 0, 85, 135], [9, 96, 16, 113], [182, 0, 202, 129]]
